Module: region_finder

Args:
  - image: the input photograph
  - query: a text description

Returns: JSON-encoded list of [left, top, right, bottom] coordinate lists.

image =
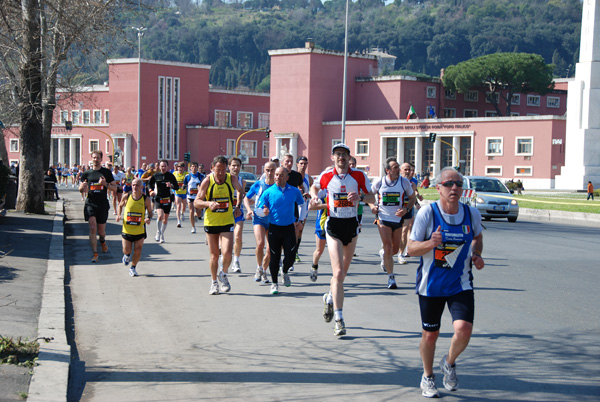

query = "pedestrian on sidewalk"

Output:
[[587, 181, 594, 200], [116, 178, 153, 276]]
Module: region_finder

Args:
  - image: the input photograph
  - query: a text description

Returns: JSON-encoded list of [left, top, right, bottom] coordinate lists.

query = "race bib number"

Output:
[[434, 242, 464, 269], [159, 197, 170, 205], [382, 192, 400, 206], [126, 212, 142, 226], [214, 197, 229, 213], [333, 193, 353, 208], [189, 188, 198, 195], [90, 182, 104, 192]]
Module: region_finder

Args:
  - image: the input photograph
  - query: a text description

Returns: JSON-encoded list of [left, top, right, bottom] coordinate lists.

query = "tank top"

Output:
[[122, 194, 147, 236], [204, 173, 235, 227]]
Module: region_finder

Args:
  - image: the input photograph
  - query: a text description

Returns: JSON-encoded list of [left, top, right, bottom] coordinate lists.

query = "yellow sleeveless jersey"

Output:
[[204, 173, 235, 227], [122, 194, 147, 236], [173, 171, 188, 195]]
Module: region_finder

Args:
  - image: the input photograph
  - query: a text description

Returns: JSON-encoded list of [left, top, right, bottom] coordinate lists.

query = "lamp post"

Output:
[[132, 26, 146, 169], [341, 0, 349, 144]]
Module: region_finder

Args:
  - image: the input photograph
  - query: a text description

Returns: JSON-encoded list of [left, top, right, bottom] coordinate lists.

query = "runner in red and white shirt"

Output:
[[310, 143, 374, 336]]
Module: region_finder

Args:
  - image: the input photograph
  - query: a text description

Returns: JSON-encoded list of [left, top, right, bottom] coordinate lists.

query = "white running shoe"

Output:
[[232, 260, 241, 273], [420, 374, 439, 398], [155, 232, 160, 242], [129, 267, 139, 277], [398, 255, 407, 265], [379, 249, 386, 272], [159, 234, 165, 243], [283, 273, 291, 287], [334, 319, 346, 336], [440, 355, 459, 391], [254, 267, 263, 282], [209, 282, 219, 295], [218, 270, 231, 292], [322, 293, 333, 323], [288, 265, 294, 272], [261, 271, 270, 284], [270, 284, 279, 294], [191, 227, 196, 234], [309, 267, 318, 282], [122, 254, 131, 266]]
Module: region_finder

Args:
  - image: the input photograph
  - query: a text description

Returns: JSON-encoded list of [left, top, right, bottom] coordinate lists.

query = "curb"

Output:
[[28, 199, 70, 402], [520, 207, 600, 224]]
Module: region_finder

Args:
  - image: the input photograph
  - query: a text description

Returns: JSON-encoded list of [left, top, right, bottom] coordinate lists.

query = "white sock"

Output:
[[157, 221, 163, 233], [161, 222, 168, 235], [334, 309, 343, 321], [326, 292, 333, 305], [234, 256, 239, 263]]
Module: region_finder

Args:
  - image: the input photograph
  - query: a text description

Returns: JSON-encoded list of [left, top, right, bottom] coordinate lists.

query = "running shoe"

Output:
[[91, 252, 99, 263], [439, 355, 459, 391], [379, 249, 386, 272], [254, 267, 263, 282], [288, 265, 294, 272], [176, 222, 181, 228], [387, 275, 397, 289], [322, 293, 333, 323], [191, 227, 196, 234], [129, 267, 139, 277], [218, 270, 231, 293], [232, 260, 241, 273], [260, 271, 270, 284], [420, 374, 439, 398], [295, 253, 301, 262], [283, 273, 291, 287], [122, 254, 131, 267], [334, 319, 346, 336], [270, 284, 280, 294], [101, 242, 109, 253], [155, 232, 160, 242], [398, 255, 407, 265], [209, 282, 219, 295], [159, 234, 165, 244], [309, 267, 318, 282]]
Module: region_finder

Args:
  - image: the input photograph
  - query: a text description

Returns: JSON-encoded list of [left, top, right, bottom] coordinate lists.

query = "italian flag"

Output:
[[406, 105, 416, 121]]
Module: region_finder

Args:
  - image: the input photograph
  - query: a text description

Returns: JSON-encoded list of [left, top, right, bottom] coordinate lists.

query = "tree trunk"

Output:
[[16, 0, 45, 214]]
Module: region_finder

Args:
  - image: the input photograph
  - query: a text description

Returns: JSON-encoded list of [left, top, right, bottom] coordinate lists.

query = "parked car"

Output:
[[462, 176, 519, 222], [239, 171, 258, 192]]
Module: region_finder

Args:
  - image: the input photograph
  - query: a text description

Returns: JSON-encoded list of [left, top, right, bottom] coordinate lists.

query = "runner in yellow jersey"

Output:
[[173, 162, 188, 228], [194, 155, 244, 295], [116, 178, 153, 277]]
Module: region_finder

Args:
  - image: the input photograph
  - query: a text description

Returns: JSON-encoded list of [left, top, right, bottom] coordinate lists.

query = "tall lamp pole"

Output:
[[132, 26, 146, 169], [341, 0, 349, 144]]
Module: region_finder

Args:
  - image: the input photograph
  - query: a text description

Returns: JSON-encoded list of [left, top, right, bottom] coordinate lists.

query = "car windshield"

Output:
[[469, 179, 509, 193]]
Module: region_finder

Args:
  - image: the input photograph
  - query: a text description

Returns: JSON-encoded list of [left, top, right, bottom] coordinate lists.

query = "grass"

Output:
[[0, 336, 39, 368], [418, 188, 600, 214]]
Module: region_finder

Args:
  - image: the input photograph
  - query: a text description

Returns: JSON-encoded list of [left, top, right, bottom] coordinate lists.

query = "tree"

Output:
[[442, 52, 554, 116], [0, 0, 140, 213]]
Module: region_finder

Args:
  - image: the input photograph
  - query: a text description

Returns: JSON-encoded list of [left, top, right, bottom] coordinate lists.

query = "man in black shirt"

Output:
[[79, 150, 117, 263], [148, 160, 179, 243]]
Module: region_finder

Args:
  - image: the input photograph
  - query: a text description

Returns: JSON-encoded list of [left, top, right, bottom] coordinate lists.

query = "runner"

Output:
[[194, 155, 244, 295], [116, 178, 153, 277], [308, 194, 328, 282], [310, 143, 373, 336], [407, 167, 485, 398], [294, 156, 313, 264], [184, 162, 205, 234], [258, 167, 305, 294], [111, 165, 126, 215], [243, 161, 277, 284], [228, 157, 246, 273], [123, 167, 135, 194], [173, 162, 188, 228], [79, 150, 117, 262], [368, 157, 416, 289], [148, 160, 179, 243], [399, 162, 424, 264]]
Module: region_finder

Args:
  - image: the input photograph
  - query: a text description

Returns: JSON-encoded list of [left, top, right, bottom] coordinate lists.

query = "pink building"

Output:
[[269, 44, 567, 189]]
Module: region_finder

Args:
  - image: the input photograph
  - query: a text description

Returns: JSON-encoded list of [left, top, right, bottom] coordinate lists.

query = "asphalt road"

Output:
[[61, 187, 600, 401]]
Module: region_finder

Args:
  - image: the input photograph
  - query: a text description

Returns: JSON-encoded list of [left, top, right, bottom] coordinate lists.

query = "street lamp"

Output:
[[132, 26, 146, 169]]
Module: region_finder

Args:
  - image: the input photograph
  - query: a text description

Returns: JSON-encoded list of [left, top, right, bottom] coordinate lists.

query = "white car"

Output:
[[462, 176, 519, 222]]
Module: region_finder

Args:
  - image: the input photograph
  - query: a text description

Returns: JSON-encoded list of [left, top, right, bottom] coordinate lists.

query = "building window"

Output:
[[516, 137, 533, 155], [444, 89, 456, 100], [485, 92, 500, 104], [82, 110, 90, 125], [385, 137, 397, 159], [485, 111, 498, 117], [157, 76, 180, 160], [332, 139, 342, 149], [93, 110, 102, 124], [240, 140, 257, 158], [511, 112, 520, 116], [464, 91, 478, 102], [262, 141, 270, 158], [10, 139, 19, 152], [72, 110, 80, 125], [511, 94, 520, 105], [104, 110, 110, 124], [89, 140, 99, 153], [355, 139, 369, 156], [485, 166, 502, 176], [515, 166, 533, 176], [547, 97, 560, 108], [426, 86, 436, 98], [60, 110, 68, 124], [486, 138, 503, 156], [258, 113, 270, 128], [443, 108, 456, 118], [527, 95, 540, 106], [464, 109, 478, 118], [226, 139, 235, 157], [215, 110, 231, 127], [237, 112, 253, 129]]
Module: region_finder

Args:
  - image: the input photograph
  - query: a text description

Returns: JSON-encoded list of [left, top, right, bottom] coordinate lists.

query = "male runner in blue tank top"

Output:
[[408, 166, 485, 398]]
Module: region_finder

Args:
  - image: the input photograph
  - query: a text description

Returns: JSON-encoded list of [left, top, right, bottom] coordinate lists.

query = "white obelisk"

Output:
[[555, 0, 600, 190]]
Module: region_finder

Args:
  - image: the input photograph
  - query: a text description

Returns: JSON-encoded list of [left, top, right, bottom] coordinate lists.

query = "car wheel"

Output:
[[508, 217, 517, 222]]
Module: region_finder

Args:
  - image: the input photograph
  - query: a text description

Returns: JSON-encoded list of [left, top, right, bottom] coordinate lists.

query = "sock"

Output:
[[312, 264, 318, 270], [131, 265, 136, 269], [234, 256, 239, 263], [162, 222, 168, 234], [389, 273, 394, 279], [157, 221, 163, 233], [326, 292, 333, 305], [334, 309, 343, 321]]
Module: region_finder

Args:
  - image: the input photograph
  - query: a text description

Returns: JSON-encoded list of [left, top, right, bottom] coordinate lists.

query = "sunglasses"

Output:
[[440, 180, 463, 188]]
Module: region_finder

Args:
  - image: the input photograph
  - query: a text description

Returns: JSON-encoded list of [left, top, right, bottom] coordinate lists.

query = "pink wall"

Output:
[[209, 90, 270, 128]]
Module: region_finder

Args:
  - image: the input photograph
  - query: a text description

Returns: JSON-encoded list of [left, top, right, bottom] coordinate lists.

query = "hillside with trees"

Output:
[[73, 0, 585, 91]]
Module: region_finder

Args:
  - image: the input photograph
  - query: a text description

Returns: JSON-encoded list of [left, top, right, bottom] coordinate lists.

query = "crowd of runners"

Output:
[[74, 144, 485, 398]]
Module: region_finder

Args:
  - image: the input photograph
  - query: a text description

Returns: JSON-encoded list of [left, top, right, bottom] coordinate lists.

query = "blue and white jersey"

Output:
[[247, 179, 274, 226], [184, 172, 204, 200], [298, 173, 311, 221], [410, 201, 482, 297], [371, 175, 413, 223]]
